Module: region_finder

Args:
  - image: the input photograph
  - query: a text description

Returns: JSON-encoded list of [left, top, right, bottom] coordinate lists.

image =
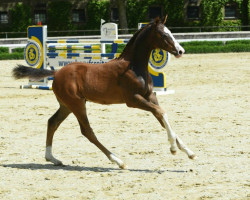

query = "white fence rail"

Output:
[[1, 31, 250, 53]]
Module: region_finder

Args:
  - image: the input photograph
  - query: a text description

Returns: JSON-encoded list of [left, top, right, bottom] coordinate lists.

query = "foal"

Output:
[[13, 17, 195, 169]]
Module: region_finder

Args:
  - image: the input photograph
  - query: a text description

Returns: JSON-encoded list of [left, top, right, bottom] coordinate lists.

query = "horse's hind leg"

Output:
[[73, 100, 125, 169], [45, 103, 71, 165]]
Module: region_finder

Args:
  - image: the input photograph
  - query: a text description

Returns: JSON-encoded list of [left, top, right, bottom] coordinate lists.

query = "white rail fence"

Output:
[[1, 31, 250, 53]]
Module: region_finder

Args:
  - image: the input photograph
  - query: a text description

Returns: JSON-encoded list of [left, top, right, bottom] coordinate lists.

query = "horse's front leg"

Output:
[[126, 93, 195, 159], [161, 113, 195, 159]]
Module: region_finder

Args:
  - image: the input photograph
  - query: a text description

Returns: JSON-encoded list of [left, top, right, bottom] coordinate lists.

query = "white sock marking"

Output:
[[110, 154, 125, 168], [45, 146, 62, 165], [162, 113, 177, 152], [162, 113, 195, 158], [176, 135, 195, 158]]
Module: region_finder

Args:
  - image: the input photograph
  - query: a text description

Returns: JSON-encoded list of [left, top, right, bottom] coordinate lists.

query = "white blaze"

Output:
[[164, 27, 185, 55]]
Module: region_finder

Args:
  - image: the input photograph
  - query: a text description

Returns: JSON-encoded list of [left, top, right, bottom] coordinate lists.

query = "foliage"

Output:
[[161, 0, 186, 27], [9, 3, 32, 32], [126, 0, 147, 28], [12, 48, 25, 53], [220, 20, 242, 31], [126, 0, 185, 29], [1, 0, 249, 35], [241, 0, 250, 27], [226, 39, 250, 44], [0, 47, 8, 53], [180, 40, 250, 53], [85, 0, 110, 30], [126, 0, 248, 31], [126, 0, 161, 28], [199, 0, 247, 30], [47, 1, 75, 31], [0, 47, 24, 59], [200, 0, 227, 27], [0, 52, 23, 60], [181, 41, 224, 47]]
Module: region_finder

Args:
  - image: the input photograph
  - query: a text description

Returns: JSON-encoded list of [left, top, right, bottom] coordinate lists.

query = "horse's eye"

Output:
[[161, 34, 167, 39]]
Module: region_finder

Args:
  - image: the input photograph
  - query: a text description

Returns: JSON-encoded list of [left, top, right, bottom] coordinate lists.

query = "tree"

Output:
[[117, 0, 128, 34], [242, 0, 250, 28], [47, 1, 74, 31], [10, 3, 32, 32]]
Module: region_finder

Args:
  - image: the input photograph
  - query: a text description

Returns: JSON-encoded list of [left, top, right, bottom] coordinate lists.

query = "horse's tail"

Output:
[[12, 65, 55, 80]]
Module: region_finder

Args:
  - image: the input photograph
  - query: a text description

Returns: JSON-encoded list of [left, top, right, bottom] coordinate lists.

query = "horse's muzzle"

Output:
[[174, 45, 185, 58]]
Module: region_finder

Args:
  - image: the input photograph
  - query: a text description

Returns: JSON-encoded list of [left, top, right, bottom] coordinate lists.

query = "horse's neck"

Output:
[[130, 41, 152, 78], [120, 29, 153, 80]]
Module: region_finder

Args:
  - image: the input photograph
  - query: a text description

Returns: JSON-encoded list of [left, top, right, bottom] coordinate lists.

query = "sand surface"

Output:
[[0, 53, 249, 200]]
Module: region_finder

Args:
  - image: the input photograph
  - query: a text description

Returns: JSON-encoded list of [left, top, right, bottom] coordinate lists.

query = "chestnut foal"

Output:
[[13, 17, 195, 169]]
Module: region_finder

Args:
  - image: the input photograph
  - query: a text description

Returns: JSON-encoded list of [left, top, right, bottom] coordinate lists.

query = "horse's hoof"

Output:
[[170, 151, 177, 155], [119, 163, 127, 169], [188, 154, 196, 160], [54, 161, 63, 166], [45, 157, 63, 166], [170, 147, 177, 155]]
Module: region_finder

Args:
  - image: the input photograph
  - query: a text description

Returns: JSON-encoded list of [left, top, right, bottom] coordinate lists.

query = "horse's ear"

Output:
[[154, 17, 161, 24], [163, 14, 168, 24]]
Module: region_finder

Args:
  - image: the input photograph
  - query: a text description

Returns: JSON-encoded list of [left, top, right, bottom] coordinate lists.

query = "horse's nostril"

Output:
[[179, 50, 183, 55]]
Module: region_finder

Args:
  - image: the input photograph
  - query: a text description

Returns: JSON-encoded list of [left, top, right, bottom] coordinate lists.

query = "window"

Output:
[[189, 0, 198, 3], [36, 3, 46, 8], [149, 7, 162, 19], [187, 6, 199, 19], [225, 5, 237, 19], [111, 8, 118, 21], [72, 9, 85, 23], [0, 12, 8, 24], [34, 11, 46, 24]]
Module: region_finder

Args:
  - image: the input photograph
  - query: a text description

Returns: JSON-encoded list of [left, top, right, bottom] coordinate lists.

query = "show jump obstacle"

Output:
[[23, 22, 173, 94]]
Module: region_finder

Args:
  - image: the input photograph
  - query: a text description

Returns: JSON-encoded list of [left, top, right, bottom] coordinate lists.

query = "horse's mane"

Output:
[[117, 22, 153, 59]]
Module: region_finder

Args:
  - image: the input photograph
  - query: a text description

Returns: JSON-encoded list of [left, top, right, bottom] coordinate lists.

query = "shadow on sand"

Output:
[[1, 163, 189, 173]]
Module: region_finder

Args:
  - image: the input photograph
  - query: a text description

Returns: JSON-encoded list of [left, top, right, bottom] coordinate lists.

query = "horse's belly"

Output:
[[83, 88, 125, 104]]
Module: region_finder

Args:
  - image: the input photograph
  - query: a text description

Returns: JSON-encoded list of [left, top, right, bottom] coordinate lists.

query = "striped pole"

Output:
[[46, 39, 129, 44], [47, 52, 120, 59]]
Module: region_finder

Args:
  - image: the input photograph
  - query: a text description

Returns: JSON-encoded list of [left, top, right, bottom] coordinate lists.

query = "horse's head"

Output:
[[151, 16, 185, 58]]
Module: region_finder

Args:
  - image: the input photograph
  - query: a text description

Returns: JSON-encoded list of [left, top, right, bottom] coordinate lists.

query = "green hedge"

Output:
[[226, 40, 250, 45], [0, 47, 9, 53], [12, 47, 25, 53], [0, 52, 24, 60], [0, 47, 24, 59], [180, 40, 250, 53]]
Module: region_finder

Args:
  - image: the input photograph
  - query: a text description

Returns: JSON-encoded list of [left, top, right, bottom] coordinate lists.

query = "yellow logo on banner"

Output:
[[149, 48, 169, 71], [24, 36, 43, 68], [25, 43, 39, 65]]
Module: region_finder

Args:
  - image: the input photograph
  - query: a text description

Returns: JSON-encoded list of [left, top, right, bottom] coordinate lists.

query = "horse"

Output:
[[12, 17, 195, 169]]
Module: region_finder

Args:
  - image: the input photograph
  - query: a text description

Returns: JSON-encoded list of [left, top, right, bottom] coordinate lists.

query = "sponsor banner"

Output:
[[47, 58, 111, 69]]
